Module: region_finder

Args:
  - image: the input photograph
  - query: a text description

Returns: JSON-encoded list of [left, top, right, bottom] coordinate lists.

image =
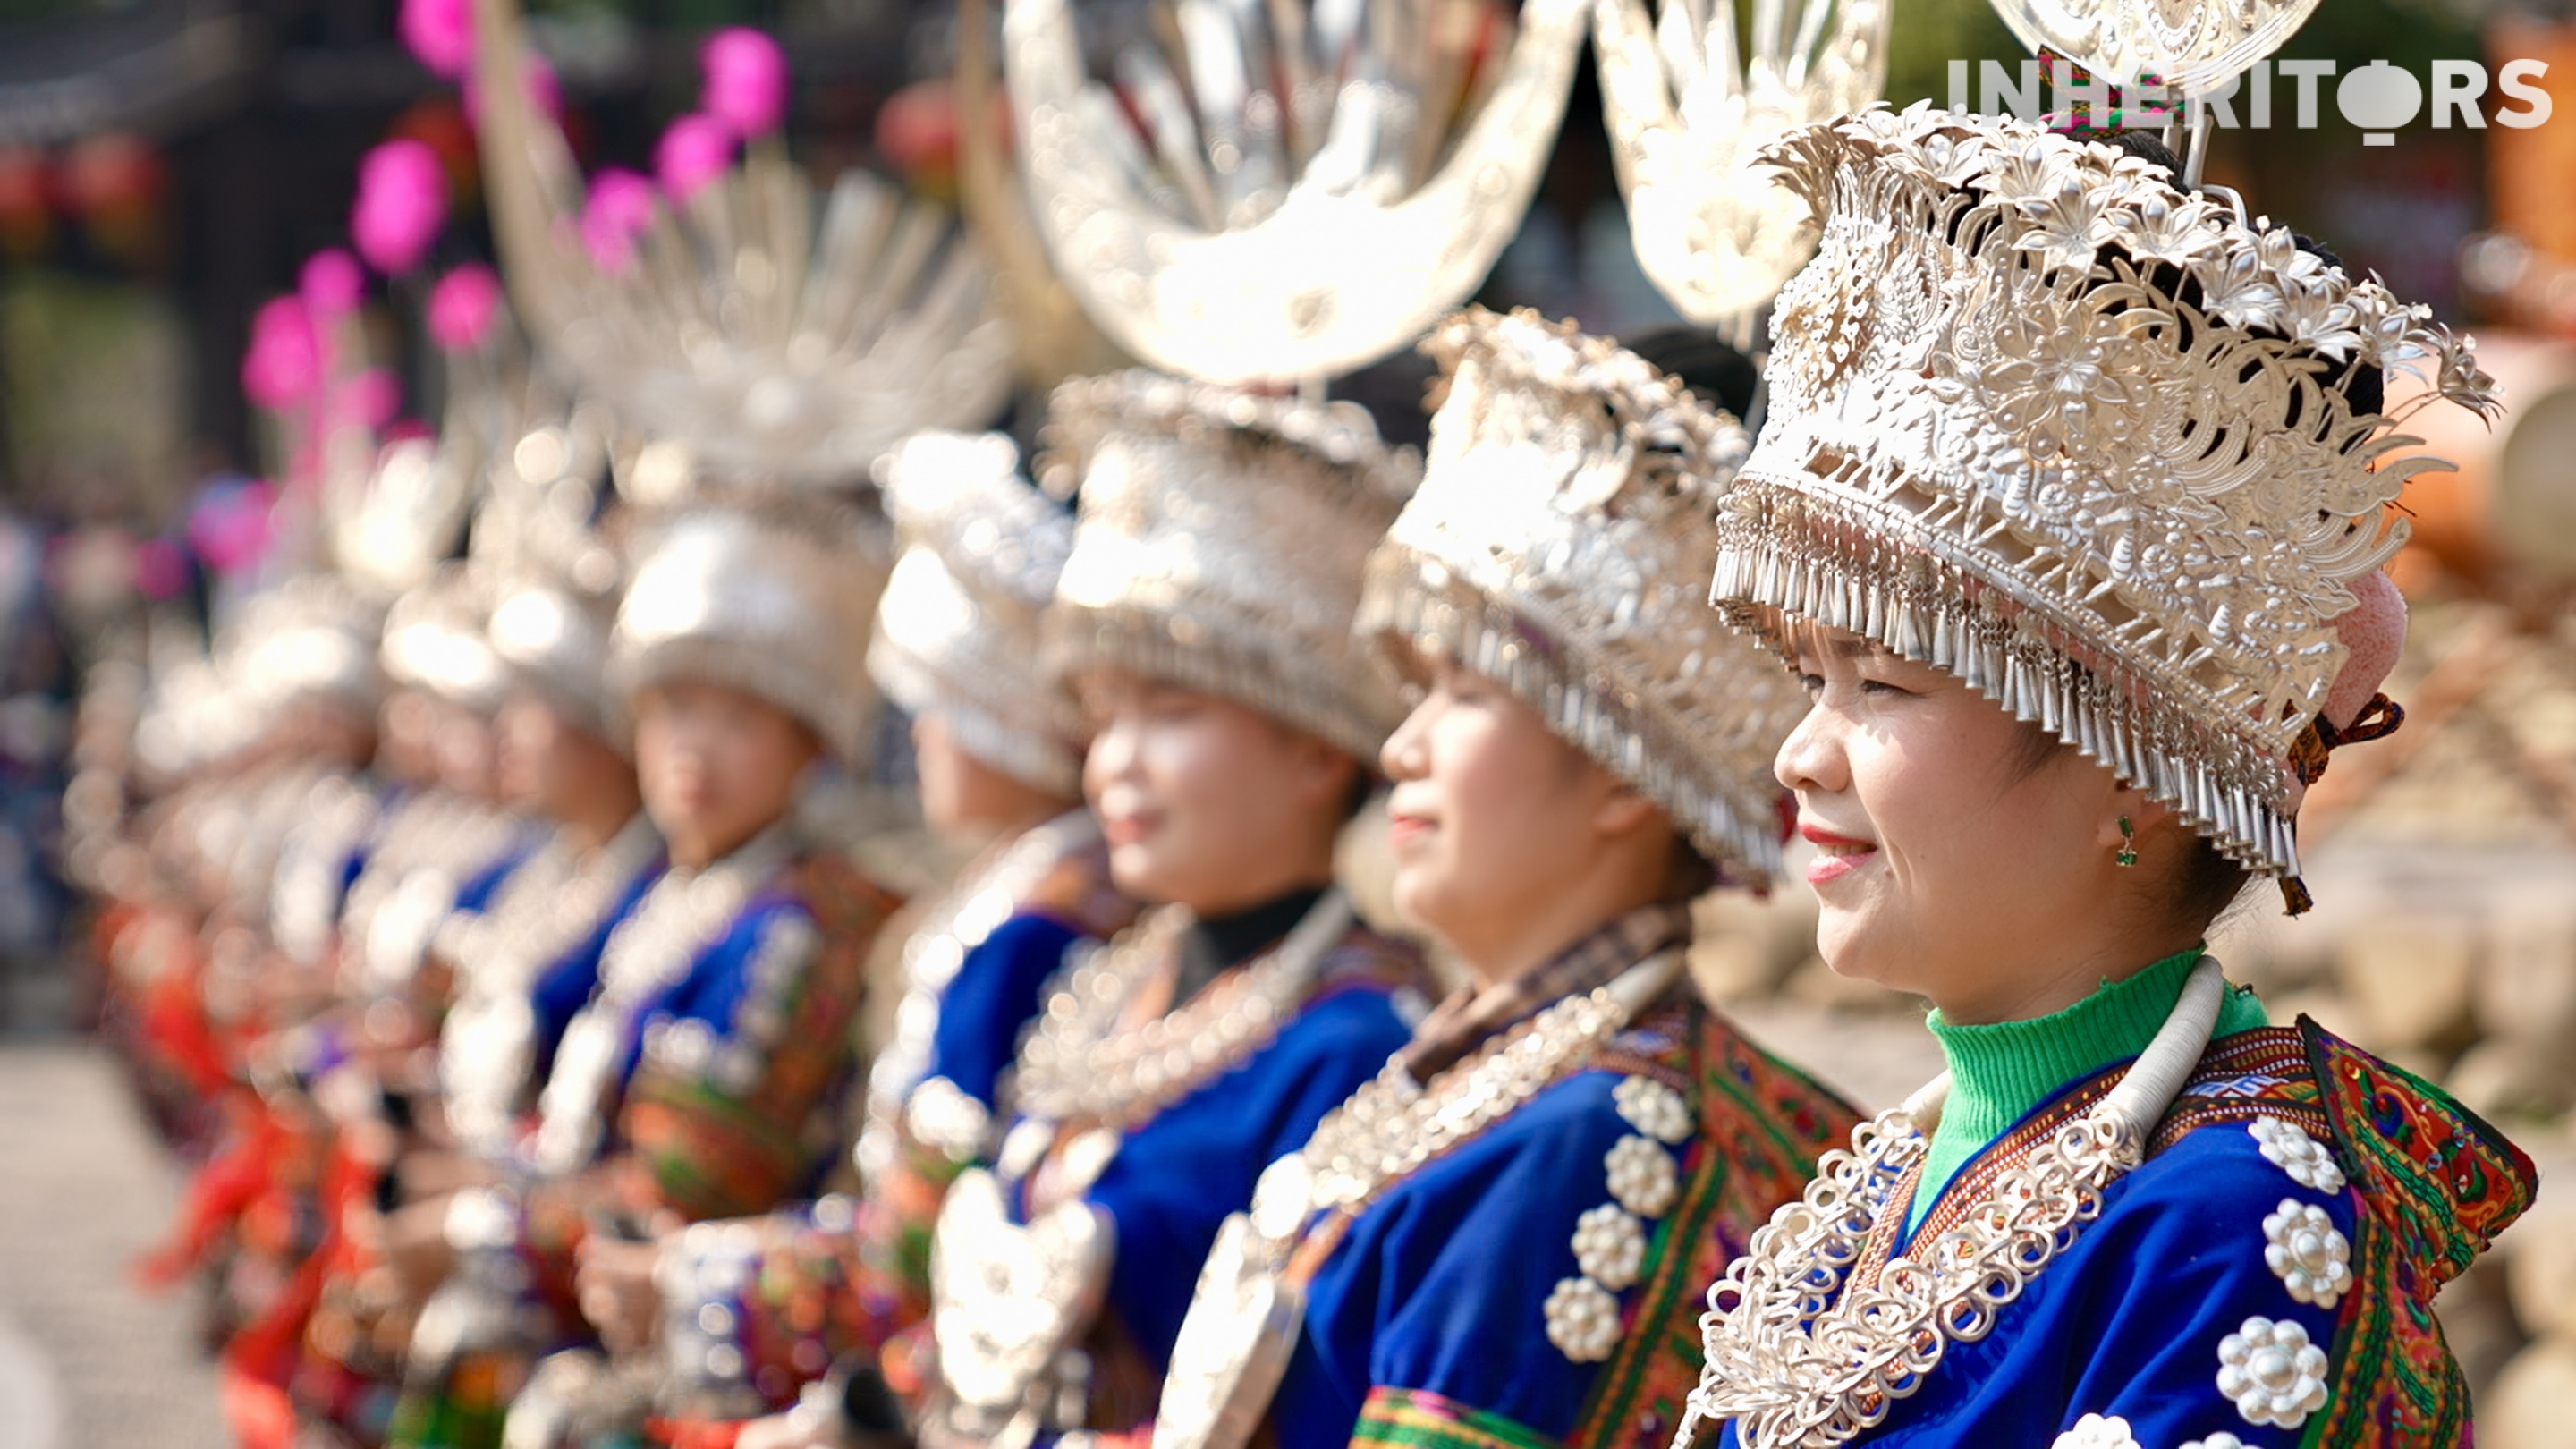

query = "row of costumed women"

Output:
[[71, 0, 2542, 1442]]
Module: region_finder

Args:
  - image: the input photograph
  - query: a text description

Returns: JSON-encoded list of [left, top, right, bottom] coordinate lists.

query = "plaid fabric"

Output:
[[1397, 903, 1691, 1083]]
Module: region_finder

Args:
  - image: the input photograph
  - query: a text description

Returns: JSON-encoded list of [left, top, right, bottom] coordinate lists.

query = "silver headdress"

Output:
[[488, 576, 621, 745], [1594, 0, 1890, 327], [870, 431, 1082, 798], [1706, 106, 2499, 879], [1042, 372, 1422, 761], [468, 0, 1013, 489], [221, 573, 386, 724], [608, 496, 892, 765], [1358, 308, 1798, 877], [1002, 0, 1588, 385], [381, 564, 511, 716]]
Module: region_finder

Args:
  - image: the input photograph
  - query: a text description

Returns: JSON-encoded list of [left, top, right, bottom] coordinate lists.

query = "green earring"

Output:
[[2115, 816, 2139, 868]]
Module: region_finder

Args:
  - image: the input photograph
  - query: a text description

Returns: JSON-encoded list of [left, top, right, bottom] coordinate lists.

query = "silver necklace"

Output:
[[1010, 888, 1354, 1135], [528, 824, 798, 1176], [1152, 950, 1684, 1449], [1676, 959, 2228, 1449], [440, 814, 664, 1159], [854, 810, 1103, 1181]]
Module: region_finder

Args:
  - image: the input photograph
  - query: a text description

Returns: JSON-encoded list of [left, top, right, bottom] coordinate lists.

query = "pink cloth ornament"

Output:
[[581, 168, 657, 275], [299, 250, 363, 316], [242, 298, 322, 410], [352, 140, 448, 276], [656, 114, 737, 204], [342, 368, 402, 430], [398, 0, 472, 78], [187, 482, 277, 576], [427, 264, 503, 352], [699, 29, 789, 138]]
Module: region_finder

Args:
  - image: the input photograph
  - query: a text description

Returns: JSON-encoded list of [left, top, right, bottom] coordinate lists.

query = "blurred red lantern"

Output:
[[61, 131, 172, 269], [392, 98, 482, 216], [0, 147, 55, 265], [875, 78, 961, 199]]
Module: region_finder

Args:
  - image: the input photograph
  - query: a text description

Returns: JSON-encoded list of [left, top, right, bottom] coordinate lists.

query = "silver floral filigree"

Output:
[[2249, 1115, 2347, 1194], [2051, 1415, 2140, 1449], [1709, 106, 2497, 881], [1593, 0, 1888, 326], [2216, 1315, 2329, 1428], [2261, 1198, 2351, 1309], [1002, 0, 1586, 384]]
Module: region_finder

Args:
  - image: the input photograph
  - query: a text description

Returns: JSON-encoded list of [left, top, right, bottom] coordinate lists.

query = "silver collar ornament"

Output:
[[1594, 0, 1890, 329], [1707, 106, 2497, 882], [468, 0, 1013, 491], [1001, 0, 1587, 385], [1360, 308, 1801, 878], [1675, 960, 2229, 1449], [1154, 949, 1686, 1449]]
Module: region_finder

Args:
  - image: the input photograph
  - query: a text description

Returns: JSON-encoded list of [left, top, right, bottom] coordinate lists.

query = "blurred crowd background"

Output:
[[1, 0, 2575, 1443]]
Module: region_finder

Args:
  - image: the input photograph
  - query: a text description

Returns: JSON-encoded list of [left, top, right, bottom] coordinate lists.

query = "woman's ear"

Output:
[[1591, 777, 1663, 839]]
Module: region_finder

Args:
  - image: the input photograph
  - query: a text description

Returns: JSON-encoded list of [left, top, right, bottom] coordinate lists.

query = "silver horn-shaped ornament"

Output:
[[467, 0, 1014, 490], [1003, 0, 1589, 386], [1593, 0, 1887, 332]]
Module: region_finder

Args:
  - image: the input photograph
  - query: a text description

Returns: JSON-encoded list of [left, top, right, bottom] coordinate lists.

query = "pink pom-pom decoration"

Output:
[[130, 536, 189, 602], [351, 139, 448, 277], [187, 481, 277, 576], [343, 368, 402, 430], [656, 114, 737, 204], [398, 0, 472, 78], [699, 28, 789, 139], [462, 52, 562, 127], [300, 249, 364, 316], [242, 297, 322, 410], [581, 168, 657, 275], [426, 263, 503, 352]]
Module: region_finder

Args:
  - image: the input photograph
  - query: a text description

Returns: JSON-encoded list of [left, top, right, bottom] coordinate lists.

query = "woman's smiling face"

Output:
[[1775, 622, 2140, 1023]]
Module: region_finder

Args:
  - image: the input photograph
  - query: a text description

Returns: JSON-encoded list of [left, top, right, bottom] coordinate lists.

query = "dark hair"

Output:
[[1619, 326, 1763, 419], [2006, 724, 2250, 932]]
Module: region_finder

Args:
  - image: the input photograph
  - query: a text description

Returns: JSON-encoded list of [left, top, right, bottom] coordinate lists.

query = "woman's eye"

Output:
[[1859, 677, 1910, 697], [1797, 673, 1826, 696]]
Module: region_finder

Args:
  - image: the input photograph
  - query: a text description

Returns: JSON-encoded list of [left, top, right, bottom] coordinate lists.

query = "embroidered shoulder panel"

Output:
[[1357, 1386, 1563, 1449], [1569, 1004, 1861, 1449], [2295, 1017, 2537, 1449]]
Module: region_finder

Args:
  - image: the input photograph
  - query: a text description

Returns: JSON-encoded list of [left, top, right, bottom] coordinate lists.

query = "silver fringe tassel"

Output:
[[609, 633, 880, 767], [1042, 604, 1403, 767], [1707, 479, 2303, 880], [868, 643, 1083, 800]]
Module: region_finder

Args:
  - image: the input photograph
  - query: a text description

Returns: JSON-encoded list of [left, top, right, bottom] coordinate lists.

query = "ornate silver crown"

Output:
[[380, 564, 509, 716], [468, 0, 1013, 488], [608, 497, 893, 765], [1041, 371, 1422, 761], [1360, 308, 1798, 877], [1002, 0, 1587, 384], [1594, 0, 1890, 326], [1707, 106, 2499, 877], [869, 431, 1083, 797]]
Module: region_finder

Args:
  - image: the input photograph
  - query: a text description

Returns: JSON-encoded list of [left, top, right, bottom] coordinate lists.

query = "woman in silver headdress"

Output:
[[577, 430, 1138, 1437], [1148, 309, 1856, 1449], [913, 375, 1437, 1449], [1674, 109, 2536, 1449], [379, 491, 911, 1449]]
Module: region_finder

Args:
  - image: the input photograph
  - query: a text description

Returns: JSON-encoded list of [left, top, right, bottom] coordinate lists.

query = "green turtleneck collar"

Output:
[[1904, 945, 2273, 1233]]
